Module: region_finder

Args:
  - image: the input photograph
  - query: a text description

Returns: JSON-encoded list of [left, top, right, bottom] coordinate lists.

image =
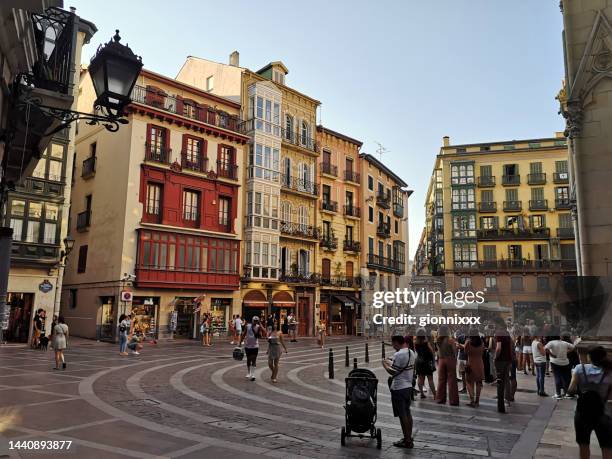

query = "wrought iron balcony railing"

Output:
[[131, 85, 243, 133], [477, 176, 496, 187], [279, 272, 320, 284], [553, 172, 569, 184], [320, 236, 338, 250], [319, 275, 361, 288], [343, 205, 360, 218], [280, 222, 320, 239], [376, 192, 391, 208], [529, 199, 548, 211], [320, 200, 338, 212], [453, 259, 577, 272], [477, 227, 550, 240], [343, 240, 361, 252], [479, 201, 497, 212], [376, 222, 391, 238], [217, 161, 238, 180], [367, 253, 405, 274], [557, 227, 575, 238], [555, 198, 572, 209], [321, 162, 337, 176], [503, 200, 522, 212], [344, 170, 360, 183], [528, 173, 547, 185], [145, 143, 172, 164], [281, 127, 317, 152], [280, 174, 319, 196], [181, 151, 207, 172], [502, 174, 520, 186]]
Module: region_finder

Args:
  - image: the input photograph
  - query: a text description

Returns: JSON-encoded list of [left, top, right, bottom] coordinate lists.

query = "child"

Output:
[[127, 335, 143, 355]]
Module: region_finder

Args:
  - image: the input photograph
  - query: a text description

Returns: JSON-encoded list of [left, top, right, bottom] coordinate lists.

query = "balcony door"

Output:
[[534, 244, 549, 267], [283, 157, 291, 186], [508, 245, 522, 267], [280, 247, 288, 276], [322, 258, 331, 281], [298, 249, 310, 276]]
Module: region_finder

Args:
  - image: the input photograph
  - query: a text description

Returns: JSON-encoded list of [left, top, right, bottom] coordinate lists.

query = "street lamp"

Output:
[[62, 236, 75, 261], [89, 30, 143, 119]]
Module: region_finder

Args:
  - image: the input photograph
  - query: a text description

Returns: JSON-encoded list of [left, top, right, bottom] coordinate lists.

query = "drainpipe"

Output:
[[568, 137, 583, 276]]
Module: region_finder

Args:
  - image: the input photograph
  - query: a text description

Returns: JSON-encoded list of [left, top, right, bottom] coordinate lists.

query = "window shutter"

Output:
[[175, 95, 184, 115]]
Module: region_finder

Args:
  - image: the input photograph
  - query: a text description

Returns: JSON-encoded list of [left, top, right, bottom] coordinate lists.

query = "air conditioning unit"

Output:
[[121, 291, 133, 302]]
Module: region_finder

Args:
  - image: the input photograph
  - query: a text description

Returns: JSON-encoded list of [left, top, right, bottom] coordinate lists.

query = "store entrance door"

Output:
[[174, 298, 196, 339], [5, 293, 34, 343], [298, 297, 310, 336]]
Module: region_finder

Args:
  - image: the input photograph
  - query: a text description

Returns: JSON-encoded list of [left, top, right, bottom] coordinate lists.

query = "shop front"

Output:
[[272, 291, 295, 334], [173, 297, 197, 339], [242, 290, 268, 322], [209, 297, 231, 335], [131, 296, 160, 339], [322, 293, 360, 336], [4, 293, 34, 343], [99, 296, 116, 341]]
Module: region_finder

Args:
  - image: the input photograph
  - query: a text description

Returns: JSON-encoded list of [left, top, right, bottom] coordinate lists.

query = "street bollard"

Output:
[[345, 345, 349, 367], [382, 341, 385, 359], [365, 342, 369, 363], [329, 349, 334, 379], [353, 357, 358, 370]]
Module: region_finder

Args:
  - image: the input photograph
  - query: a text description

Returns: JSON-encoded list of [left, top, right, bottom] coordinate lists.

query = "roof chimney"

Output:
[[229, 51, 239, 67], [442, 136, 450, 147]]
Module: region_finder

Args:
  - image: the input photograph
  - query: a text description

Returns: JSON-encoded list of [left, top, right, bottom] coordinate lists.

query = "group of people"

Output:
[[118, 313, 143, 356], [382, 318, 612, 456], [239, 316, 288, 383], [30, 308, 69, 370]]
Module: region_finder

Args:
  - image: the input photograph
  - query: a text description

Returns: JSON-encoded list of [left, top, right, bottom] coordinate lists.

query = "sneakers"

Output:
[[564, 394, 576, 399], [250, 375, 256, 381], [552, 394, 563, 400], [130, 351, 140, 356]]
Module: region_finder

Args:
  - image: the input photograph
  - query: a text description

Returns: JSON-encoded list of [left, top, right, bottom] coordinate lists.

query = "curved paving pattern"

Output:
[[0, 337, 560, 458]]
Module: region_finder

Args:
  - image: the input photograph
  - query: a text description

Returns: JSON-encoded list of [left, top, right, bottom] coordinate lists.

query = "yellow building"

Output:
[[414, 134, 576, 324], [359, 153, 410, 330], [177, 53, 321, 336], [316, 126, 362, 335]]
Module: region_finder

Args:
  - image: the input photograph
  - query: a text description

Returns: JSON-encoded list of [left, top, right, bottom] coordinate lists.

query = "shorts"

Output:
[[245, 347, 259, 366], [523, 346, 532, 354], [457, 360, 467, 372], [575, 413, 612, 448], [515, 346, 522, 353], [390, 388, 412, 417]]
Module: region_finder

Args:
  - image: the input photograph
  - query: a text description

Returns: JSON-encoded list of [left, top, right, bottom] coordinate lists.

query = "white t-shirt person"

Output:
[[235, 317, 242, 332], [545, 339, 575, 366], [390, 347, 416, 390]]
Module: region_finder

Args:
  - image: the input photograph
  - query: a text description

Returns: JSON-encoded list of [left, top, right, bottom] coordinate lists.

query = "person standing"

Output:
[[414, 329, 436, 400], [52, 316, 68, 370], [200, 314, 208, 347], [522, 328, 534, 375], [532, 333, 548, 396], [567, 346, 612, 459], [287, 312, 297, 342], [234, 314, 243, 345], [317, 320, 326, 349], [494, 316, 513, 413], [545, 332, 577, 399], [463, 328, 485, 407], [266, 314, 274, 335], [118, 314, 130, 356], [31, 309, 44, 348], [267, 324, 288, 383], [455, 328, 468, 394], [229, 315, 236, 344], [241, 316, 265, 381], [435, 325, 459, 406], [383, 335, 416, 449]]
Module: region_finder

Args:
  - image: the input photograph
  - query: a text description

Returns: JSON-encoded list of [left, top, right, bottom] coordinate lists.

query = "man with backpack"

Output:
[[568, 345, 612, 459], [241, 316, 266, 381], [383, 335, 416, 449]]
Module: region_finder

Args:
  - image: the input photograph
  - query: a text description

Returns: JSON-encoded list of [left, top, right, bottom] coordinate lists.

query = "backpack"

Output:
[[576, 365, 607, 417]]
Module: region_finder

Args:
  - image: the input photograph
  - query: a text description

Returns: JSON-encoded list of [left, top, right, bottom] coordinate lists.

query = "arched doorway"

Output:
[[242, 290, 267, 321], [272, 290, 295, 334]]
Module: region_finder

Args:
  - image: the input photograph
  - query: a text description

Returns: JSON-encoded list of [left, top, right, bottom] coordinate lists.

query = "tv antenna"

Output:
[[375, 142, 389, 161]]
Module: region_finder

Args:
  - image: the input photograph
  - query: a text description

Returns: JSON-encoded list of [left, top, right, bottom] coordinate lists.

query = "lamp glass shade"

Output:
[[63, 236, 75, 254]]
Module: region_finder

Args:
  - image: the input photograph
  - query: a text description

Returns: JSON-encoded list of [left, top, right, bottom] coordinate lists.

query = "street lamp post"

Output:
[[52, 236, 75, 319], [0, 30, 142, 344]]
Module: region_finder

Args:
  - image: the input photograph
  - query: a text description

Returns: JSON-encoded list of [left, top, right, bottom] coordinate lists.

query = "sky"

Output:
[[69, 0, 566, 259]]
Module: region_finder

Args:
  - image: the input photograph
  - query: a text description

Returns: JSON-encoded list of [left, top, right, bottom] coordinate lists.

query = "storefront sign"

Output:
[[38, 280, 53, 294]]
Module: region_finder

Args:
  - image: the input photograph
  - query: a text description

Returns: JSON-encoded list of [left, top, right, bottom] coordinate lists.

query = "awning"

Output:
[[273, 302, 295, 308], [332, 295, 361, 306], [243, 301, 268, 308]]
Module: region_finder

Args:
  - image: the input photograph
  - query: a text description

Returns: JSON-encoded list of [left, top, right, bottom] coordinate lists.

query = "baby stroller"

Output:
[[341, 368, 381, 449]]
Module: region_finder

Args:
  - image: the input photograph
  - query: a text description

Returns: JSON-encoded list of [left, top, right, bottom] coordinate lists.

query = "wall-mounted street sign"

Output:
[[39, 280, 53, 293]]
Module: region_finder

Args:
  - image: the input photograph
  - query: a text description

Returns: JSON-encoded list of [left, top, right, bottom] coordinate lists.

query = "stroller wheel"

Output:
[[376, 428, 382, 449], [341, 427, 346, 446], [370, 427, 375, 437]]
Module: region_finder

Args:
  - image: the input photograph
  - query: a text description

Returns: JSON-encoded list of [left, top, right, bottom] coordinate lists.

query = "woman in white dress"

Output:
[[52, 316, 69, 370]]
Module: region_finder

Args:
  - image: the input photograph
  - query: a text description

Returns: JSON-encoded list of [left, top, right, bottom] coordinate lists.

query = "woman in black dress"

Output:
[[414, 328, 437, 399]]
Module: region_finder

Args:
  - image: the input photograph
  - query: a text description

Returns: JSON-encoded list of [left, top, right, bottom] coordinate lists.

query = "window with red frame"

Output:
[[218, 145, 235, 177], [218, 196, 231, 230], [183, 137, 205, 171], [145, 183, 163, 218], [182, 190, 200, 222], [147, 126, 168, 162]]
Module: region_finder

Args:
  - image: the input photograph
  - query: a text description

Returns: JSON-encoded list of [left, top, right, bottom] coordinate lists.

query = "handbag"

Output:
[[232, 347, 244, 361]]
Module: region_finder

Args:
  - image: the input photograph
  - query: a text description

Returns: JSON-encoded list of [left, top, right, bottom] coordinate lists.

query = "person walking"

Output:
[[52, 316, 68, 370], [532, 333, 548, 396], [383, 335, 416, 449], [31, 309, 44, 348], [267, 324, 288, 383], [455, 327, 468, 394], [463, 328, 485, 407], [118, 314, 130, 356], [567, 346, 612, 459], [229, 315, 236, 344], [414, 328, 436, 400], [494, 316, 513, 413], [435, 325, 459, 406], [241, 316, 265, 381], [545, 332, 577, 399], [317, 320, 326, 349]]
